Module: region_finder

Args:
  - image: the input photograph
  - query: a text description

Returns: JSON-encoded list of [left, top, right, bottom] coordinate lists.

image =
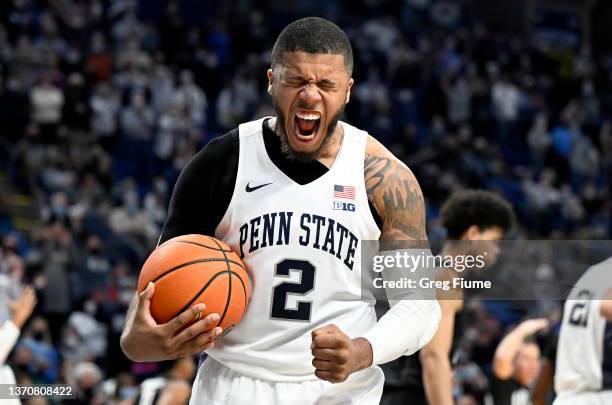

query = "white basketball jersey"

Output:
[[555, 257, 612, 396], [137, 376, 167, 405], [209, 117, 381, 381]]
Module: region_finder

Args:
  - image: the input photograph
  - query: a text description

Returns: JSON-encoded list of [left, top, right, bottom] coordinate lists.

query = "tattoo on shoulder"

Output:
[[364, 155, 391, 194], [364, 153, 427, 246]]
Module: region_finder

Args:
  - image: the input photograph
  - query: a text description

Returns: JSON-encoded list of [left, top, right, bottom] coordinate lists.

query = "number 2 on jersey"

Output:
[[271, 259, 315, 321]]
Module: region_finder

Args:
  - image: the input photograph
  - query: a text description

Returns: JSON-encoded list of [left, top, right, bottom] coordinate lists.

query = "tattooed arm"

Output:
[[311, 137, 440, 383], [360, 136, 441, 365], [364, 140, 427, 244]]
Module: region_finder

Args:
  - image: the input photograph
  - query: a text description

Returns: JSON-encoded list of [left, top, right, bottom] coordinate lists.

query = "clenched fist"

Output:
[[310, 324, 373, 383]]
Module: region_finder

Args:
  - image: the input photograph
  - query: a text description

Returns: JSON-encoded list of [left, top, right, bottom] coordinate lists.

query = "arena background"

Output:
[[0, 0, 610, 404]]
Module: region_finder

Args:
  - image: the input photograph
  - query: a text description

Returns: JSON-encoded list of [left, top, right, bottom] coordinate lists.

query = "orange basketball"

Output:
[[138, 234, 250, 333]]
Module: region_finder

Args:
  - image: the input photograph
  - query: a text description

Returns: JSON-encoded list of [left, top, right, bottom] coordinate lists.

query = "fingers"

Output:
[[521, 318, 550, 334], [165, 303, 206, 335], [532, 319, 550, 332], [311, 324, 340, 339], [172, 313, 220, 344], [314, 369, 345, 384], [312, 358, 334, 371], [194, 327, 222, 348], [312, 347, 347, 363], [21, 286, 37, 308], [137, 282, 154, 313], [176, 327, 222, 357], [312, 332, 347, 350]]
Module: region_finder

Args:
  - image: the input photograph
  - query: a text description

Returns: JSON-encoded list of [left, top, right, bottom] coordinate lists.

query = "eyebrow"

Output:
[[285, 75, 337, 86]]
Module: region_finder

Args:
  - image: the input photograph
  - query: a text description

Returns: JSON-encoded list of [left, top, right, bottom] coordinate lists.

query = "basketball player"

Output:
[[552, 257, 612, 405], [120, 17, 441, 404], [381, 190, 515, 405]]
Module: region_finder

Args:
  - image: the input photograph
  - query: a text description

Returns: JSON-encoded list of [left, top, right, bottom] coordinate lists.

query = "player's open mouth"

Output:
[[293, 111, 321, 142]]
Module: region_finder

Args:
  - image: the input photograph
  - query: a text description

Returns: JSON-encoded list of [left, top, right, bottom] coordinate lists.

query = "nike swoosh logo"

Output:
[[245, 182, 273, 192]]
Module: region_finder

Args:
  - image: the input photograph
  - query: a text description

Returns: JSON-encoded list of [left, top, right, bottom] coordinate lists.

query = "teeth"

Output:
[[295, 129, 315, 138], [296, 112, 320, 120]]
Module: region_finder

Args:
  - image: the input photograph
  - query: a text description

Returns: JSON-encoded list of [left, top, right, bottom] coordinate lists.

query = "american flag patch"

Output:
[[334, 185, 355, 200]]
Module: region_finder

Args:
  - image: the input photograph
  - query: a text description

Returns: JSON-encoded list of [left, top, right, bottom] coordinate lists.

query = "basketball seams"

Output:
[[230, 271, 248, 310], [170, 269, 247, 319], [150, 257, 245, 284], [175, 271, 228, 315], [211, 237, 233, 329], [166, 239, 235, 253]]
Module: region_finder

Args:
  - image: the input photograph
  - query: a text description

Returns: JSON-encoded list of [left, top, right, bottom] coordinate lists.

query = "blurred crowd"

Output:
[[0, 0, 610, 404]]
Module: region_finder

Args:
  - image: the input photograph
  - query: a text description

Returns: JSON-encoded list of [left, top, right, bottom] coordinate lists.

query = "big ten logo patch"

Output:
[[333, 201, 355, 212]]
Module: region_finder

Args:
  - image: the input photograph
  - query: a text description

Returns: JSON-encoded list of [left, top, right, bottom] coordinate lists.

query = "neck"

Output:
[[268, 117, 344, 168]]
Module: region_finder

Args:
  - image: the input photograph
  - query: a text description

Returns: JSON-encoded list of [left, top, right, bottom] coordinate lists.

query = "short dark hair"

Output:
[[440, 190, 515, 239], [271, 17, 353, 74]]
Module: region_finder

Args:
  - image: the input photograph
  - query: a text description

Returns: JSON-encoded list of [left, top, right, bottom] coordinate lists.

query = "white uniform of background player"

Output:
[[554, 257, 612, 405], [189, 118, 439, 404]]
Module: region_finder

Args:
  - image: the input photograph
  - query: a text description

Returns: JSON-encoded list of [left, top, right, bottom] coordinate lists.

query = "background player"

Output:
[[490, 318, 549, 405], [381, 190, 515, 405], [121, 17, 440, 404], [553, 257, 612, 405]]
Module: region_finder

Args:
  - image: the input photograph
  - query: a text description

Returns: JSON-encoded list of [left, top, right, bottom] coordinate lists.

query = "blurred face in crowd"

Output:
[[513, 342, 541, 386], [30, 318, 49, 342], [267, 51, 353, 161]]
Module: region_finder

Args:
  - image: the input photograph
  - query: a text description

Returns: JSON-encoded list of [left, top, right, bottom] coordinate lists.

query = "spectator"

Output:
[[90, 83, 120, 150], [490, 319, 549, 405], [216, 76, 254, 132], [119, 90, 154, 141], [61, 308, 108, 364], [85, 32, 114, 83], [14, 317, 61, 383], [69, 361, 104, 405], [78, 235, 112, 299], [445, 74, 472, 125], [173, 69, 207, 128], [29, 72, 64, 143], [527, 113, 551, 169], [491, 76, 521, 141]]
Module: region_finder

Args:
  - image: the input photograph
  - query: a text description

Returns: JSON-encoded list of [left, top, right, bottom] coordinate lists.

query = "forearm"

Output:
[[119, 293, 139, 357], [495, 330, 525, 361], [494, 318, 549, 379], [422, 354, 454, 405], [362, 298, 440, 364], [494, 325, 530, 372], [0, 321, 20, 365]]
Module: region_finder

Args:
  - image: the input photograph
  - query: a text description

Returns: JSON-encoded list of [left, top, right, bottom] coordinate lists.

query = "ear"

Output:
[[345, 77, 354, 104], [462, 225, 481, 241], [267, 69, 273, 94]]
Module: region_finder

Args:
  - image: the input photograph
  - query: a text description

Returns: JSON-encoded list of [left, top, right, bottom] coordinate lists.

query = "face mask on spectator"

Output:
[[119, 386, 138, 400]]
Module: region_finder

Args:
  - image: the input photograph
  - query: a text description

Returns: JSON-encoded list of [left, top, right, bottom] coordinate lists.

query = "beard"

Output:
[[271, 97, 344, 162]]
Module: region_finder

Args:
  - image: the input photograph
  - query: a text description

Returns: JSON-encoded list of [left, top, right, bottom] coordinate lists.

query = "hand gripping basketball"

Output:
[[120, 282, 222, 362], [122, 235, 250, 362]]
